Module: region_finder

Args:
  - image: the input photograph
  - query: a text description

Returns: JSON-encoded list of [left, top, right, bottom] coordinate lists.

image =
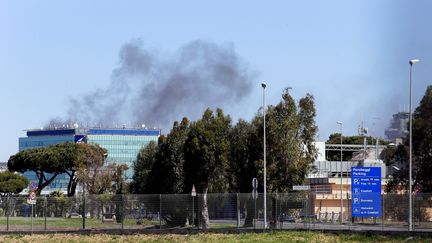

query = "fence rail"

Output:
[[0, 192, 430, 232]]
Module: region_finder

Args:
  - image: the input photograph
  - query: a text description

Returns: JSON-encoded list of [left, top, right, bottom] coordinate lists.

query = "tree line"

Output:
[[129, 88, 318, 227]]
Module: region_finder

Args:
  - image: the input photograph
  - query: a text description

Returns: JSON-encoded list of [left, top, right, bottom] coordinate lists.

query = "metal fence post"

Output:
[[413, 192, 415, 230], [82, 194, 86, 230], [6, 195, 9, 231], [381, 193, 384, 230], [346, 192, 349, 220], [121, 194, 124, 232], [44, 195, 47, 232], [281, 193, 285, 230], [274, 193, 277, 229], [197, 193, 200, 229], [236, 193, 240, 228], [253, 194, 257, 229], [192, 195, 195, 227], [159, 194, 162, 229], [31, 202, 33, 234]]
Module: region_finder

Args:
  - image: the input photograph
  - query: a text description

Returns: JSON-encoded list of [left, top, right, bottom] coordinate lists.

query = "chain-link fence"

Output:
[[0, 193, 431, 232]]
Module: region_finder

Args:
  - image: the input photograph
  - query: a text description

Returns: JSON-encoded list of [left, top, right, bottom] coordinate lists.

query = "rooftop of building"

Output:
[[24, 126, 161, 137]]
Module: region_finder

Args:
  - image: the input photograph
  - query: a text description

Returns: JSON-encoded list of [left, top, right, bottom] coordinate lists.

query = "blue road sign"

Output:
[[351, 167, 382, 217]]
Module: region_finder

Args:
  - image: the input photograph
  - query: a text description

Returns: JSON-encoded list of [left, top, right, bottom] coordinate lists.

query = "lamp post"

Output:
[[409, 59, 419, 231], [261, 82, 267, 229], [337, 121, 343, 222]]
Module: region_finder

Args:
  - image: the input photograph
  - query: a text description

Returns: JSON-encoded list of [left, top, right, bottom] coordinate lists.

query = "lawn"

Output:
[[0, 231, 428, 243], [0, 217, 158, 230], [0, 217, 237, 230]]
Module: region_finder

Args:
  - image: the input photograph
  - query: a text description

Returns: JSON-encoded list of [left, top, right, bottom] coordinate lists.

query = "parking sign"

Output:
[[351, 167, 382, 217]]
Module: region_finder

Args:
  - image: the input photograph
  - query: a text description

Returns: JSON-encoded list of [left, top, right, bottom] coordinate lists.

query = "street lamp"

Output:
[[409, 58, 419, 231], [337, 121, 343, 222], [261, 82, 267, 229]]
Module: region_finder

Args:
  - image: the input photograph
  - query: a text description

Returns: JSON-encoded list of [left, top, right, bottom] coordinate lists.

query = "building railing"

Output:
[[325, 144, 388, 151]]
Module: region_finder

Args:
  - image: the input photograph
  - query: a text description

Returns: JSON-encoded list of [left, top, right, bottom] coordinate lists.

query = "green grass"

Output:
[[0, 217, 235, 230], [0, 231, 428, 242], [0, 217, 159, 229], [0, 217, 235, 229]]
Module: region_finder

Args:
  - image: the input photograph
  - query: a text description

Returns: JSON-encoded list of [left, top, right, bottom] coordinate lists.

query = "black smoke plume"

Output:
[[51, 40, 256, 132]]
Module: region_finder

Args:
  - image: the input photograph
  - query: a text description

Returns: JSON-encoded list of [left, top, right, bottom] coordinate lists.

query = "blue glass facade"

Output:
[[18, 128, 160, 194], [87, 129, 160, 179], [19, 135, 75, 151]]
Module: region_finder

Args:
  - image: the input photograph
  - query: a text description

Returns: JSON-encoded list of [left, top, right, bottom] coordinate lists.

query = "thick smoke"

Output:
[[55, 40, 255, 132]]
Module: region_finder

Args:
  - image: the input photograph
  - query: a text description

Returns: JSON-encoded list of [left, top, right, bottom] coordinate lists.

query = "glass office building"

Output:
[[87, 129, 160, 179], [19, 129, 81, 194], [19, 129, 77, 151], [18, 127, 160, 194]]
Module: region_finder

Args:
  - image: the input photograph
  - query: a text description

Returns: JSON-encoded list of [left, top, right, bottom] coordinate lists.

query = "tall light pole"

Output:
[[261, 82, 267, 229], [337, 121, 343, 222], [409, 59, 419, 231]]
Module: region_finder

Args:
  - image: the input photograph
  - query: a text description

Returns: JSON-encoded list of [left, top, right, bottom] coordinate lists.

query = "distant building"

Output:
[[18, 127, 160, 194], [86, 128, 160, 179], [308, 142, 388, 221], [384, 112, 409, 143], [0, 162, 7, 172], [19, 129, 81, 194]]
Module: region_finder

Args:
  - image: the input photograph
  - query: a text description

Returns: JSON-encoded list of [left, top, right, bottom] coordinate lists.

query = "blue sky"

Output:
[[1, 1, 431, 161]]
